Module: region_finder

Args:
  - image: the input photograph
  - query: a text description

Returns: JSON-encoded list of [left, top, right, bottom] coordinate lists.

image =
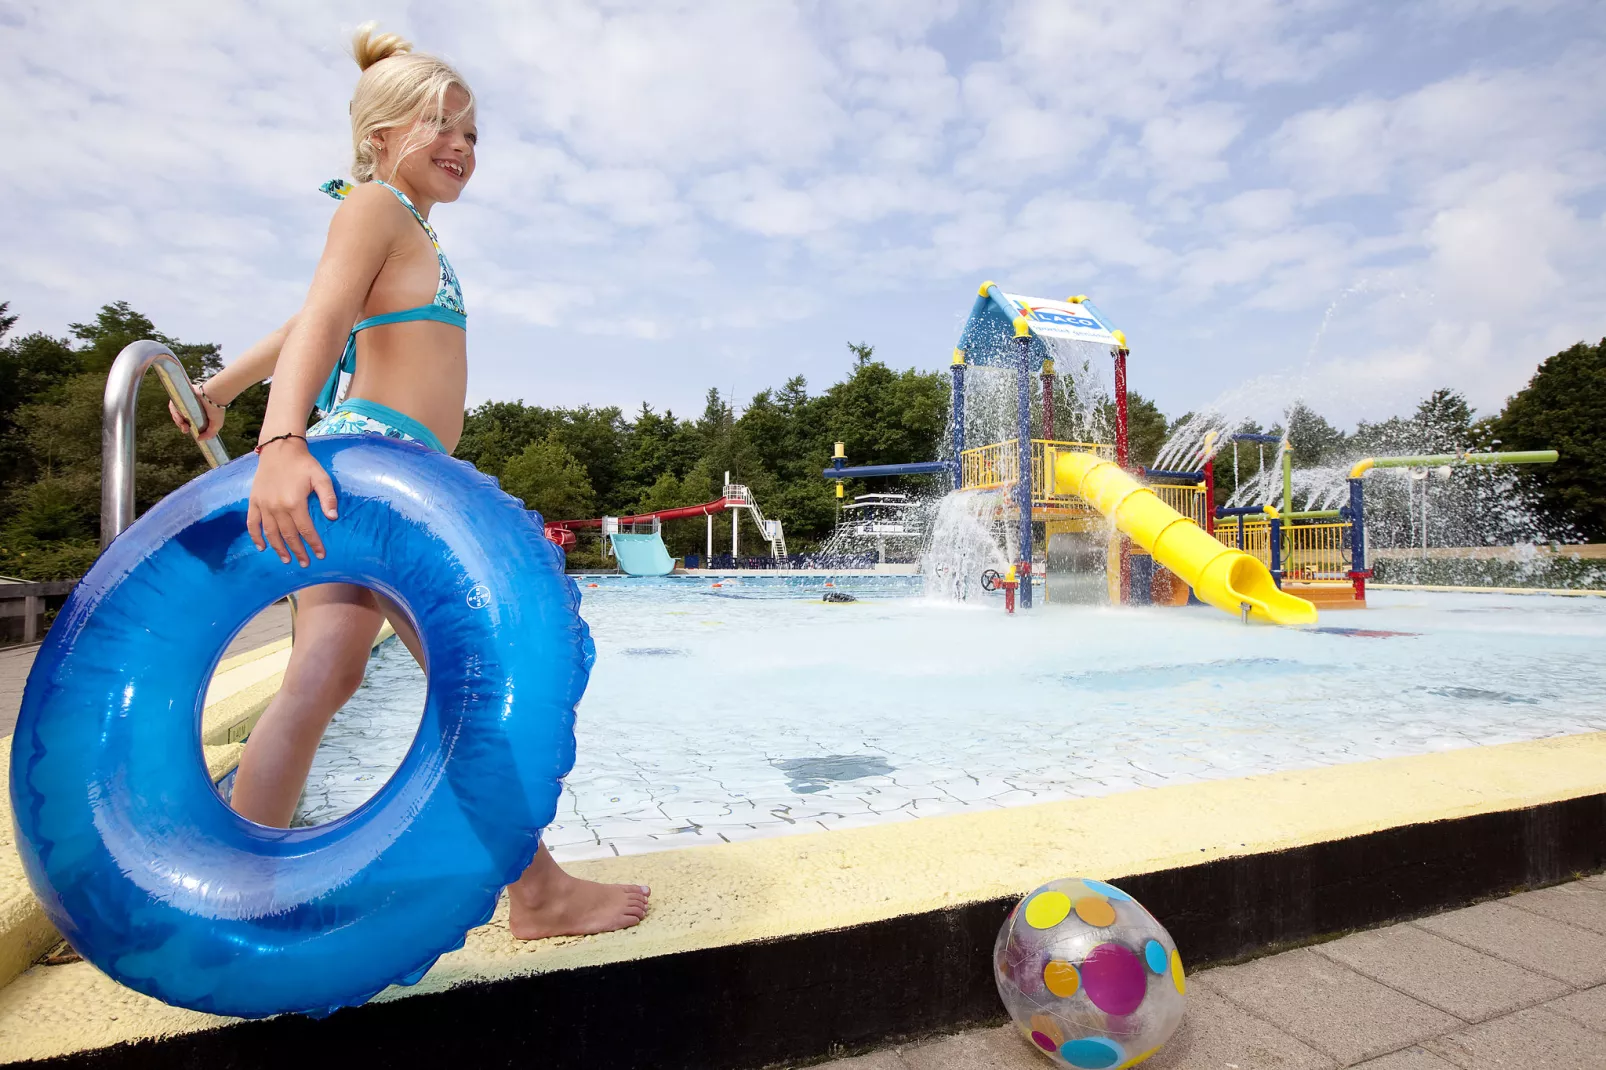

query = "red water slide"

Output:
[[543, 498, 732, 547]]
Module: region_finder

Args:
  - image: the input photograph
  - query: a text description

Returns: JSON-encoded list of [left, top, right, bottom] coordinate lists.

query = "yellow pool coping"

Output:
[[2, 730, 1604, 1064]]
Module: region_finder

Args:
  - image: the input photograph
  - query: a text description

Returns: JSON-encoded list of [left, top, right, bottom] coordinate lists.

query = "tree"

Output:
[[1, 301, 256, 562], [1493, 339, 1606, 540], [500, 432, 596, 523], [1413, 388, 1473, 451], [1286, 402, 1347, 466]]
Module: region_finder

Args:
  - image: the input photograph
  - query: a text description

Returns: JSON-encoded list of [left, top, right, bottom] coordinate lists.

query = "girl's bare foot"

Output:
[[506, 843, 651, 940]]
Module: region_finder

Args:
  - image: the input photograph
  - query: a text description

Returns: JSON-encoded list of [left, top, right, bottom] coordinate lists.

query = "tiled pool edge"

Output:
[[5, 731, 1605, 1067]]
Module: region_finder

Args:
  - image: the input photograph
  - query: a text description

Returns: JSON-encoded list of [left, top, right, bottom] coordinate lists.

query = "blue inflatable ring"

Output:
[[11, 437, 592, 1018]]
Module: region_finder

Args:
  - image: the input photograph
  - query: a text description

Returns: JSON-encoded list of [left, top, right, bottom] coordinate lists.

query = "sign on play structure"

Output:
[[1003, 294, 1119, 346]]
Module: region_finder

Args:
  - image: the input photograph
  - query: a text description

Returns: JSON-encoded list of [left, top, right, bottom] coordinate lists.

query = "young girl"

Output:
[[170, 24, 649, 939]]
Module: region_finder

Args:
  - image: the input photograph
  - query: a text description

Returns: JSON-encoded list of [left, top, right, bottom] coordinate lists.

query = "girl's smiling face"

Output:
[[376, 86, 477, 206]]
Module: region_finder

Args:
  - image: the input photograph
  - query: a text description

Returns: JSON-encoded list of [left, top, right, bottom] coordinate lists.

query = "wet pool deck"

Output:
[[810, 875, 1606, 1070]]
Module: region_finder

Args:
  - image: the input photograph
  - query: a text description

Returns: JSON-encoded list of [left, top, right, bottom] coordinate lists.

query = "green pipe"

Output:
[[1286, 509, 1342, 520], [1350, 450, 1558, 479], [1281, 439, 1293, 519]]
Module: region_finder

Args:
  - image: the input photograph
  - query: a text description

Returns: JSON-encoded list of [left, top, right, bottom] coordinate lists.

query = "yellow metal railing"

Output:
[[1284, 522, 1350, 581], [960, 440, 1115, 502], [1213, 518, 1352, 582], [1153, 483, 1210, 528], [1215, 518, 1273, 566]]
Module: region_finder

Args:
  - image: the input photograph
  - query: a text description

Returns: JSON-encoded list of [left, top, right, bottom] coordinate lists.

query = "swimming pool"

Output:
[[290, 577, 1606, 862]]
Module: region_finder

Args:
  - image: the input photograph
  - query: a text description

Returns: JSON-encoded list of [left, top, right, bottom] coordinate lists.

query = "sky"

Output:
[[4, 0, 1605, 429]]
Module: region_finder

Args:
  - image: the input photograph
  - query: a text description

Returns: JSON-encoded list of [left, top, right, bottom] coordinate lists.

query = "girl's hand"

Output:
[[169, 387, 227, 442], [247, 438, 339, 567]]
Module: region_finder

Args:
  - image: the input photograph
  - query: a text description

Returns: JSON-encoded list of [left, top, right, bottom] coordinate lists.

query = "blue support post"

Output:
[[950, 353, 966, 491], [1015, 334, 1033, 609], [1347, 478, 1366, 575], [1269, 516, 1283, 588]]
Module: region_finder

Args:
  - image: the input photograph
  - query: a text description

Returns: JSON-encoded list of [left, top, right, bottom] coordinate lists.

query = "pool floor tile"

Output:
[[1312, 924, 1570, 1022], [1198, 948, 1463, 1063], [1415, 901, 1606, 988]]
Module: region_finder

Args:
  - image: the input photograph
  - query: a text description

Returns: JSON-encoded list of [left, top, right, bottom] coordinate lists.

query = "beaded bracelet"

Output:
[[254, 432, 308, 455], [197, 382, 229, 411]]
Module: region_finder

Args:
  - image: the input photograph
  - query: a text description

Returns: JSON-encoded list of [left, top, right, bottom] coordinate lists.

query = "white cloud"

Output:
[[1, 0, 1602, 426]]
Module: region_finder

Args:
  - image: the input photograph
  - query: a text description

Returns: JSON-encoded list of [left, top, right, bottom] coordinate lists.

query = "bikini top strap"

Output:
[[372, 180, 440, 241]]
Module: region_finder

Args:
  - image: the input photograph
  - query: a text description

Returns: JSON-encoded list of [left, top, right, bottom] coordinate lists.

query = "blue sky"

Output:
[[4, 0, 1604, 427]]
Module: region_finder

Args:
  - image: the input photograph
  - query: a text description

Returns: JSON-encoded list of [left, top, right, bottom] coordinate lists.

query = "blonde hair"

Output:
[[348, 23, 474, 183]]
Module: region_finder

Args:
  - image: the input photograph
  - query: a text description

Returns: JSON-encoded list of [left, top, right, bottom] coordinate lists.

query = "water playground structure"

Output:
[[826, 282, 1560, 624]]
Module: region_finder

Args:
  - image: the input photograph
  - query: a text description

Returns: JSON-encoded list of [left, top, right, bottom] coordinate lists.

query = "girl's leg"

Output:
[[230, 583, 385, 828], [233, 585, 652, 934]]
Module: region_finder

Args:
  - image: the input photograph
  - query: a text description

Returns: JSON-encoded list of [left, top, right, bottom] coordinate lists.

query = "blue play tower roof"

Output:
[[953, 282, 1125, 369]]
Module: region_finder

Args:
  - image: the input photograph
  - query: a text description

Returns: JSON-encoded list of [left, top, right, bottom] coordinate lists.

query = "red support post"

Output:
[[1113, 344, 1130, 603], [1113, 347, 1129, 469], [1203, 454, 1216, 535]]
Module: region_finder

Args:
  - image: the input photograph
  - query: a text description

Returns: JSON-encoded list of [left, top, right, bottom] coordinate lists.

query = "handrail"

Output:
[[101, 340, 229, 547]]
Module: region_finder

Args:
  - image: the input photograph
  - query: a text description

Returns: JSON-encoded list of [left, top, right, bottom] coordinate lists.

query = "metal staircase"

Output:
[[722, 483, 787, 558]]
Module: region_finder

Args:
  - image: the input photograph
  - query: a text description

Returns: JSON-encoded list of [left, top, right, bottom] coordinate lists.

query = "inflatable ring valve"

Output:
[[11, 437, 592, 1018]]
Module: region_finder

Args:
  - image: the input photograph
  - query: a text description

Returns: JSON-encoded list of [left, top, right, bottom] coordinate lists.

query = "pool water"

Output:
[[291, 578, 1606, 862]]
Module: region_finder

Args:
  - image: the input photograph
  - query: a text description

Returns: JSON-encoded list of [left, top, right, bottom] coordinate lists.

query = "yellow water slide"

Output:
[[1053, 450, 1318, 626]]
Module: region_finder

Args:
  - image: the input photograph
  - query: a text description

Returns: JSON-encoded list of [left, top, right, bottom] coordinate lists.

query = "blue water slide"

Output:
[[609, 532, 675, 576]]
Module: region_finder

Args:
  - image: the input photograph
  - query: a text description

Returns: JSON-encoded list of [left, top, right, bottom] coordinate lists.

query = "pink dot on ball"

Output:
[[1080, 942, 1147, 1016], [1031, 1031, 1057, 1051]]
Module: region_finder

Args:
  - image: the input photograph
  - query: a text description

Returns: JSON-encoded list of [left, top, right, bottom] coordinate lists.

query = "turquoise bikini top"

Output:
[[315, 179, 467, 413]]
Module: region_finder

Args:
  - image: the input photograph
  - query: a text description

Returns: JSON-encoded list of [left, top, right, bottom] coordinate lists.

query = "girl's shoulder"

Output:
[[323, 181, 410, 233]]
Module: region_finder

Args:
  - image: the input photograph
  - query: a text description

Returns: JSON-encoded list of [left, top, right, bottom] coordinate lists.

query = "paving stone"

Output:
[[1423, 1006, 1606, 1069], [1146, 986, 1336, 1070], [1505, 883, 1606, 936], [1349, 1048, 1459, 1070], [899, 1024, 1047, 1070], [1198, 948, 1462, 1064], [1544, 984, 1606, 1035], [1313, 923, 1570, 1022], [807, 1050, 908, 1070], [1578, 872, 1606, 894], [1416, 901, 1606, 988]]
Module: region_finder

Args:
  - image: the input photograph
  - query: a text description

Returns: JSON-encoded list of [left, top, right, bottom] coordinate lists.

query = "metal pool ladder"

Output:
[[101, 340, 229, 547]]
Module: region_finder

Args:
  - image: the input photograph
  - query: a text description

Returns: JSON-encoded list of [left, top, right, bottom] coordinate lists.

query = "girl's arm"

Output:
[[248, 185, 400, 567], [168, 316, 297, 441]]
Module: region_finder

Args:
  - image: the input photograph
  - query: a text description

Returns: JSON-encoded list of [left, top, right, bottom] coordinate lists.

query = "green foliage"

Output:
[[0, 539, 100, 581], [501, 432, 598, 522], [1123, 393, 1168, 467], [1493, 339, 1606, 540], [0, 300, 265, 561], [1285, 402, 1347, 465], [6, 292, 1601, 583]]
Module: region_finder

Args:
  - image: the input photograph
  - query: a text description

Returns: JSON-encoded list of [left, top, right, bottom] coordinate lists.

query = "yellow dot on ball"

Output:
[[1170, 948, 1186, 994], [1029, 1014, 1065, 1045], [1118, 1047, 1161, 1069], [1043, 960, 1081, 997], [1074, 895, 1117, 927], [1025, 890, 1072, 929]]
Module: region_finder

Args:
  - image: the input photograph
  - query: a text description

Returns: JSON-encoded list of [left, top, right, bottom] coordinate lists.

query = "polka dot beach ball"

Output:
[[994, 878, 1186, 1068]]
